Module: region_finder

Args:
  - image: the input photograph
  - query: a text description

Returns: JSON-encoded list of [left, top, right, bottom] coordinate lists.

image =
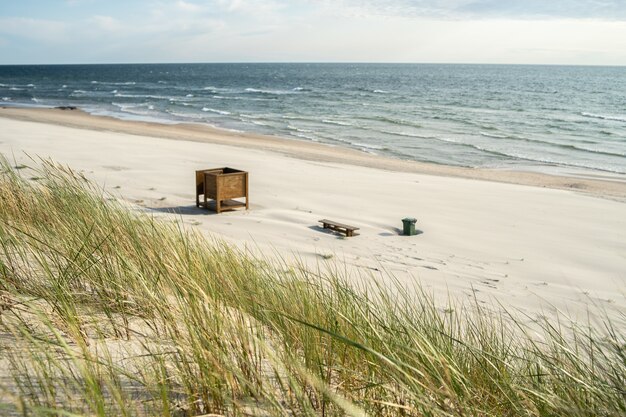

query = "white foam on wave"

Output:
[[31, 98, 40, 103], [202, 107, 231, 115], [480, 131, 509, 139], [186, 94, 194, 98], [240, 113, 263, 119], [291, 132, 318, 141], [287, 125, 312, 133], [245, 87, 291, 95], [102, 81, 136, 86], [2, 97, 10, 101], [27, 84, 34, 87], [373, 89, 388, 94], [581, 112, 626, 123], [388, 131, 434, 139], [212, 95, 241, 100], [115, 93, 170, 100], [352, 142, 387, 151], [322, 119, 353, 127], [9, 87, 23, 91], [61, 85, 67, 88], [165, 109, 205, 120]]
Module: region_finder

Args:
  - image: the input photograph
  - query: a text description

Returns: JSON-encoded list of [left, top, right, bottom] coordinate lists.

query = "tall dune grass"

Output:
[[0, 156, 624, 416]]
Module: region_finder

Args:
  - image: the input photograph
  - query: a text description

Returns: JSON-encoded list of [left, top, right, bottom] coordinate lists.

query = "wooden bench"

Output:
[[319, 219, 359, 237]]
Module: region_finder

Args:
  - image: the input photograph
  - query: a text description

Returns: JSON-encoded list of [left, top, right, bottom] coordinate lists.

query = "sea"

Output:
[[1, 63, 625, 175]]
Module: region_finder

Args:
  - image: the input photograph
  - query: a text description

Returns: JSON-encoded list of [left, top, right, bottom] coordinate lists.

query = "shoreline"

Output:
[[2, 106, 626, 201]]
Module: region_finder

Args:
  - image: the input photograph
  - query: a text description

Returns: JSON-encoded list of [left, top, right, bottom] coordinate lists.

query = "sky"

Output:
[[1, 0, 625, 65]]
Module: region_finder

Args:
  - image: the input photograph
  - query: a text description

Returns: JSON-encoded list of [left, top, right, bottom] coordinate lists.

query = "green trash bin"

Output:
[[402, 217, 417, 236]]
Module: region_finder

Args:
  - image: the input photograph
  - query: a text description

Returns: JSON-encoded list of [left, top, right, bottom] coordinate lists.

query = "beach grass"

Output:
[[0, 155, 624, 416]]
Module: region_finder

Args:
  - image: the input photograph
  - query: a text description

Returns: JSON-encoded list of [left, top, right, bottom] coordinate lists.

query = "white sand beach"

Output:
[[1, 107, 625, 322]]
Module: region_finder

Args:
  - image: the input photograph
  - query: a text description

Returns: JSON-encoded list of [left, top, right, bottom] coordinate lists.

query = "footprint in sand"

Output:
[[102, 165, 130, 171]]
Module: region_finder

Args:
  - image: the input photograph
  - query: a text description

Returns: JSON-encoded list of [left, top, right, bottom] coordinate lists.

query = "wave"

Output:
[[291, 132, 318, 141], [373, 89, 389, 94], [95, 81, 136, 86], [282, 115, 312, 121], [9, 87, 23, 91], [383, 131, 437, 140], [2, 97, 10, 101], [476, 131, 626, 158], [287, 125, 313, 133], [419, 136, 626, 174], [202, 107, 231, 115], [546, 143, 626, 158], [114, 93, 171, 100], [361, 115, 422, 129], [351, 142, 388, 151], [479, 131, 509, 139], [164, 109, 205, 120], [31, 98, 40, 103], [239, 113, 260, 119], [322, 119, 354, 127], [2, 84, 34, 89], [244, 87, 292, 95], [186, 94, 194, 98], [581, 112, 626, 123]]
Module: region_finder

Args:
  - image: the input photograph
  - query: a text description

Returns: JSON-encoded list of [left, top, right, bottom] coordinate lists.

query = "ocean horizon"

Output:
[[1, 63, 625, 175]]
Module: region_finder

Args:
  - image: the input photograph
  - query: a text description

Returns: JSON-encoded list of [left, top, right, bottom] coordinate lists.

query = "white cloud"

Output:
[[313, 0, 626, 20], [0, 17, 68, 42], [176, 0, 203, 12], [2, 0, 626, 64], [91, 15, 124, 32]]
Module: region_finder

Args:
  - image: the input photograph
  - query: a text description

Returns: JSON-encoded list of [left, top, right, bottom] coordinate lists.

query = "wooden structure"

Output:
[[319, 219, 359, 237], [196, 168, 249, 214]]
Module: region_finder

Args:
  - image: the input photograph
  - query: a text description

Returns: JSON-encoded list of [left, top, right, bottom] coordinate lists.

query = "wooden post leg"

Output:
[[245, 172, 249, 210], [216, 199, 221, 214]]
